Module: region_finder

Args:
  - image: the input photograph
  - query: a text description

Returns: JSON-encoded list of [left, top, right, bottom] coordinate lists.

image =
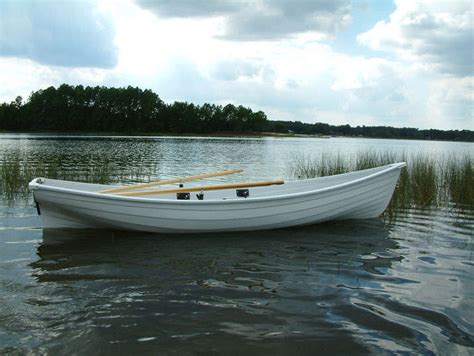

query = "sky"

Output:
[[0, 0, 472, 130]]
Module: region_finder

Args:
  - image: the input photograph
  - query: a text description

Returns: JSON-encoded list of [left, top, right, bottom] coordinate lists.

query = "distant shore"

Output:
[[1, 84, 472, 142], [0, 129, 329, 138], [1, 130, 473, 143]]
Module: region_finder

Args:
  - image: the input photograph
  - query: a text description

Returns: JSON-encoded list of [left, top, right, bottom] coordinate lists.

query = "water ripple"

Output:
[[1, 204, 473, 354]]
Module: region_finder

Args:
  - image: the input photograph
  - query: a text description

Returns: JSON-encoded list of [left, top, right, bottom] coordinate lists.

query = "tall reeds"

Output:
[[291, 151, 473, 212], [409, 155, 438, 207], [1, 150, 472, 212], [292, 153, 350, 178], [444, 155, 473, 209], [0, 151, 157, 200]]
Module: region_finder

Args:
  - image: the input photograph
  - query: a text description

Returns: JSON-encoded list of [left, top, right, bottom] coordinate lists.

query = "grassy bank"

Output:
[[290, 151, 473, 212]]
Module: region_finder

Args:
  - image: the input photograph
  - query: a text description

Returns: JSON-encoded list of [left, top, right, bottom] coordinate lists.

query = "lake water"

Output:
[[0, 134, 473, 354]]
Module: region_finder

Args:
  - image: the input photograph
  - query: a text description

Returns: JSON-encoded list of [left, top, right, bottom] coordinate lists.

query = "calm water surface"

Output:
[[0, 134, 473, 354], [0, 133, 472, 181]]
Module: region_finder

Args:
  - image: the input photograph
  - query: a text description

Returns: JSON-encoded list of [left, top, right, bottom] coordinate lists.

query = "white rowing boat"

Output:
[[29, 163, 406, 233]]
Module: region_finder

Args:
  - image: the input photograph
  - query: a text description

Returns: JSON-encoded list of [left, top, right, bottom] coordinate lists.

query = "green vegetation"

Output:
[[2, 149, 472, 216], [0, 151, 156, 201], [0, 84, 266, 134], [0, 84, 472, 141], [291, 152, 473, 212], [277, 121, 474, 142], [445, 156, 473, 208]]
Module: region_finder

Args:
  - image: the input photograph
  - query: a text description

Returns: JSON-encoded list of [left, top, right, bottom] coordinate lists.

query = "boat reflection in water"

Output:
[[22, 214, 474, 354], [30, 220, 408, 354]]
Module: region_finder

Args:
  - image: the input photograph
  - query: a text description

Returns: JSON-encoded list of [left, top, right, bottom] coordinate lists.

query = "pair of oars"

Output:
[[99, 169, 284, 197]]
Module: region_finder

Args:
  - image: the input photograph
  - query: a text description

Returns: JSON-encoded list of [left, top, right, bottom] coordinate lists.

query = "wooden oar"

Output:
[[114, 180, 285, 197], [99, 169, 243, 194]]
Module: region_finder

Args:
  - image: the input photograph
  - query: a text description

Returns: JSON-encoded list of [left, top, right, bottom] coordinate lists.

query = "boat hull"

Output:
[[30, 164, 405, 233]]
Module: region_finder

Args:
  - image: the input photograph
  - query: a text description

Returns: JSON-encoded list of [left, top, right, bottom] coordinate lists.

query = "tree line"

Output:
[[271, 120, 474, 142], [0, 84, 267, 133], [0, 84, 472, 142]]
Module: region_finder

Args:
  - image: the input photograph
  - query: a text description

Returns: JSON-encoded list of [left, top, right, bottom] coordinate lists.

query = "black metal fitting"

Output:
[[236, 189, 249, 198], [177, 192, 190, 200]]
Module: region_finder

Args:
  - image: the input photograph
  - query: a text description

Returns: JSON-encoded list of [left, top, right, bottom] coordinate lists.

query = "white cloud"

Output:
[[356, 0, 473, 129], [331, 57, 398, 91], [211, 58, 263, 81], [0, 58, 110, 103], [425, 77, 474, 129], [134, 0, 352, 41], [357, 0, 473, 77], [0, 0, 118, 68]]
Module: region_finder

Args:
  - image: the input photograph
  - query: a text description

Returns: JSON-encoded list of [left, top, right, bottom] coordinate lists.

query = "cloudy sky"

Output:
[[0, 0, 472, 130]]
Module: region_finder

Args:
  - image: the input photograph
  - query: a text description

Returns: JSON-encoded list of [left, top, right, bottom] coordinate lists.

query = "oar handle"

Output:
[[100, 169, 243, 193], [114, 180, 285, 197]]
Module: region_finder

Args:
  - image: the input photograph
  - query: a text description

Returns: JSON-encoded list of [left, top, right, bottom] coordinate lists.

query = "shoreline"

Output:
[[1, 130, 473, 143], [0, 129, 323, 138]]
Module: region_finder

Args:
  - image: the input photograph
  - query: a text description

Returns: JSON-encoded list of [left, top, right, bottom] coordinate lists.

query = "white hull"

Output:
[[29, 163, 405, 233]]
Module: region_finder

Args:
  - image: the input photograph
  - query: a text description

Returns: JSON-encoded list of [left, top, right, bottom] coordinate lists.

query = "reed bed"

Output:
[[444, 155, 473, 209], [0, 151, 157, 200], [1, 150, 472, 212], [291, 151, 473, 212]]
